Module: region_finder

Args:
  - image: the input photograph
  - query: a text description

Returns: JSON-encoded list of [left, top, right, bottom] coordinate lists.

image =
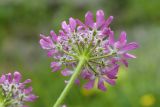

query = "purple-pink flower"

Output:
[[81, 64, 119, 91], [107, 31, 138, 67], [39, 10, 138, 91], [0, 71, 37, 107]]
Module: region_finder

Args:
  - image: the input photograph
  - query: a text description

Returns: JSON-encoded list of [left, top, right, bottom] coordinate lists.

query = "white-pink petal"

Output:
[[124, 53, 136, 59]]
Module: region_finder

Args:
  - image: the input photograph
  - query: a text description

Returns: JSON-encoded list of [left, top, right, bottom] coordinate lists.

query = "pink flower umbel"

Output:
[[40, 10, 138, 91], [39, 10, 138, 107], [0, 71, 37, 107]]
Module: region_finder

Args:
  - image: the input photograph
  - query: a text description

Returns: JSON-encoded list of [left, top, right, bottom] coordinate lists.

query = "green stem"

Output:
[[89, 52, 116, 60], [87, 62, 97, 74], [62, 49, 78, 59], [53, 57, 86, 107]]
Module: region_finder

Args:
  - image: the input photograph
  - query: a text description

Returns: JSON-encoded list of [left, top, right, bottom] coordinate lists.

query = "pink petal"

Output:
[[13, 71, 21, 83], [50, 62, 61, 72], [62, 21, 70, 33], [23, 79, 32, 84], [98, 79, 106, 91], [115, 32, 127, 48], [96, 10, 105, 28], [0, 75, 6, 84], [108, 31, 115, 45], [121, 59, 128, 67], [81, 70, 93, 79], [69, 17, 76, 31], [47, 49, 57, 57], [123, 53, 136, 59], [85, 11, 94, 28], [119, 31, 127, 45], [61, 69, 73, 76], [39, 34, 54, 49], [19, 79, 32, 88], [24, 87, 33, 94], [6, 73, 12, 83], [24, 94, 38, 102], [101, 28, 111, 37], [50, 30, 58, 42], [59, 30, 66, 36], [84, 80, 95, 90], [76, 19, 86, 27], [75, 79, 80, 85], [121, 42, 139, 52], [102, 16, 113, 29], [106, 65, 119, 79], [103, 77, 116, 86]]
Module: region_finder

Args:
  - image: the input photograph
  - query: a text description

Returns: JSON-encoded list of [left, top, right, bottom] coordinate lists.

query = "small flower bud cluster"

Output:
[[0, 71, 37, 107]]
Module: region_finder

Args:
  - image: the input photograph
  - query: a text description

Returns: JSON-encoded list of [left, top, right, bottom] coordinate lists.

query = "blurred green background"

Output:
[[0, 0, 160, 107]]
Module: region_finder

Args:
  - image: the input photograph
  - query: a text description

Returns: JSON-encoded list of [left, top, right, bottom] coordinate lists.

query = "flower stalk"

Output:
[[53, 57, 86, 107]]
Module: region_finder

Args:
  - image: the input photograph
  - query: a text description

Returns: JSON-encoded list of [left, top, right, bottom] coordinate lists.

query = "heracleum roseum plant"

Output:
[[0, 71, 37, 107], [39, 10, 139, 107]]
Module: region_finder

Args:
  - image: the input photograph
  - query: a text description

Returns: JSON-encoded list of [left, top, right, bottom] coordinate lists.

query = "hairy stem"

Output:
[[53, 57, 86, 107]]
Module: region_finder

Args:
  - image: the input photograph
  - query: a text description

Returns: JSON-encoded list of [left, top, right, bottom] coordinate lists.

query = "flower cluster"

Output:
[[39, 10, 138, 91], [0, 71, 37, 107]]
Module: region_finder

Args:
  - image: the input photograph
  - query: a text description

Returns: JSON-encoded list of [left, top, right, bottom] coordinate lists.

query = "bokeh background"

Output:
[[0, 0, 160, 107]]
